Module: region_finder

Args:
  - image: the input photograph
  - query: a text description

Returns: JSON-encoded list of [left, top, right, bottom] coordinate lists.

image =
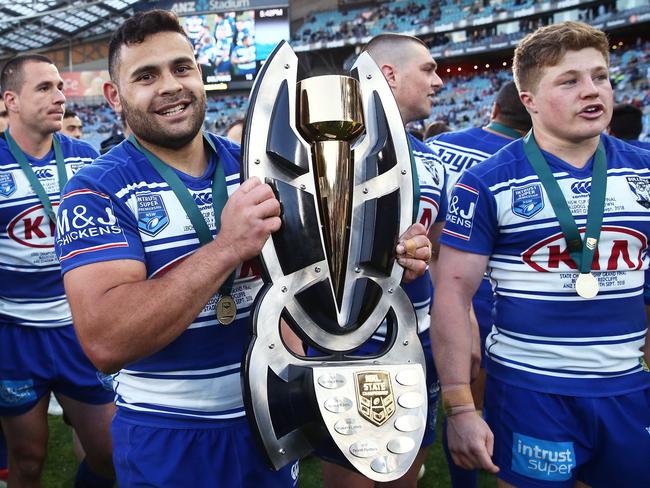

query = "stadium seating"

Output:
[[73, 41, 650, 147]]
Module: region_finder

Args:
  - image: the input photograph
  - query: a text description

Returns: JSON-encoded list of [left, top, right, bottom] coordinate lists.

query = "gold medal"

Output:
[[575, 272, 599, 299], [216, 295, 237, 325]]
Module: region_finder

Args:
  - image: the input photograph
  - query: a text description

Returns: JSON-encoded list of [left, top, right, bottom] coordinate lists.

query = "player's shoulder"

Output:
[[409, 133, 436, 154], [603, 134, 650, 165], [205, 132, 241, 174], [427, 126, 482, 145], [56, 133, 99, 159], [0, 133, 12, 163], [67, 138, 142, 191], [464, 138, 526, 181]]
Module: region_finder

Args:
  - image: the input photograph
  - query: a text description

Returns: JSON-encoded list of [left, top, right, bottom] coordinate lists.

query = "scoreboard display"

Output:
[[139, 1, 290, 91]]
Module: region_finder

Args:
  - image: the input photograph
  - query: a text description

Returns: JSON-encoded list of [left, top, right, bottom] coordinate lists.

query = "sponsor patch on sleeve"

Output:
[[56, 189, 129, 262], [443, 183, 479, 241], [512, 433, 576, 482]]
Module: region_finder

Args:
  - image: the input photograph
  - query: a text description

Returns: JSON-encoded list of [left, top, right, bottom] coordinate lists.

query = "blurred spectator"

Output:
[[609, 103, 650, 150]]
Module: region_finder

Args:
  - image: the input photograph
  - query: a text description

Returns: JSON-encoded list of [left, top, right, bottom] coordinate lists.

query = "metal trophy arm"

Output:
[[241, 42, 428, 482]]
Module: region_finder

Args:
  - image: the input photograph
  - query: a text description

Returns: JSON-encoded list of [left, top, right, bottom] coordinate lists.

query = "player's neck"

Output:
[[532, 127, 600, 169], [483, 119, 524, 139], [8, 123, 54, 159], [138, 133, 208, 178]]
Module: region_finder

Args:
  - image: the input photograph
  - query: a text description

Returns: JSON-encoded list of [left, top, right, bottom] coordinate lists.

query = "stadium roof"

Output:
[[0, 0, 140, 60]]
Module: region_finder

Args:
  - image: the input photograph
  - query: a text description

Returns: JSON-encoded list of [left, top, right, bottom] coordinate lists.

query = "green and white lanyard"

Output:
[[485, 121, 522, 140], [522, 131, 607, 298], [128, 134, 238, 324], [4, 130, 67, 222]]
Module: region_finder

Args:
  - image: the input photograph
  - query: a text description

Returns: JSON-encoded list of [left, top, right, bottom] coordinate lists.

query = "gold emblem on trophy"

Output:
[[355, 371, 395, 427]]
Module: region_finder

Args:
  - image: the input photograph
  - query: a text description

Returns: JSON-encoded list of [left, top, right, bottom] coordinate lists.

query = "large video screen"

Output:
[[180, 7, 289, 91]]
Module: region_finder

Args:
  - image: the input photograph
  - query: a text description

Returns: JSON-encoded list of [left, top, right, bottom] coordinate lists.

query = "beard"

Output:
[[121, 89, 207, 150]]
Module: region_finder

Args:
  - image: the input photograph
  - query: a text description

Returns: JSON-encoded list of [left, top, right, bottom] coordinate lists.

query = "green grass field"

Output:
[[42, 414, 498, 487]]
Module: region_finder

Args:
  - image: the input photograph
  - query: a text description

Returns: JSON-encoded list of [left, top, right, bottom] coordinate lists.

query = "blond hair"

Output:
[[513, 21, 609, 92]]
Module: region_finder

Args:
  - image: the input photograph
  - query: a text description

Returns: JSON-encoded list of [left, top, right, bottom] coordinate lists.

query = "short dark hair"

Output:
[[108, 9, 190, 81], [362, 33, 430, 68], [494, 81, 531, 132], [609, 103, 643, 140], [1, 54, 54, 96], [63, 109, 78, 119]]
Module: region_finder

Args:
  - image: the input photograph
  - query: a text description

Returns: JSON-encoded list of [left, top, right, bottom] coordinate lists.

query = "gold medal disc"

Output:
[[216, 295, 237, 325], [575, 272, 599, 299]]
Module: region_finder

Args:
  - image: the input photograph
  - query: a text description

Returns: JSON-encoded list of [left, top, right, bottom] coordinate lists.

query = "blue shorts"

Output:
[[485, 376, 650, 488], [112, 412, 299, 487], [0, 323, 114, 415]]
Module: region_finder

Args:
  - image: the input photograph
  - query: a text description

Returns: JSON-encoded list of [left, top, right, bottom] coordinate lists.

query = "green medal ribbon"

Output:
[[4, 130, 67, 222], [522, 131, 607, 280], [128, 134, 235, 296], [485, 122, 522, 140]]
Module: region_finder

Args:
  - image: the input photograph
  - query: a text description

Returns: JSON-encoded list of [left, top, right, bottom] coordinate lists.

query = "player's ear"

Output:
[[519, 91, 537, 115], [380, 64, 398, 89], [103, 81, 121, 113], [491, 102, 499, 120], [3, 90, 19, 114]]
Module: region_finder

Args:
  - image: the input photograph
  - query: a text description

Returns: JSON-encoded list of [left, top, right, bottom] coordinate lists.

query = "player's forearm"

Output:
[[430, 284, 474, 388], [69, 240, 241, 373]]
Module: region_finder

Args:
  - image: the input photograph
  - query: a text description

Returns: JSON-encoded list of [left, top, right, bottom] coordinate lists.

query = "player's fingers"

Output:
[[263, 216, 282, 233], [486, 429, 495, 457], [399, 222, 427, 242], [397, 235, 431, 259], [243, 182, 277, 205], [471, 443, 499, 473], [238, 176, 261, 194], [397, 256, 427, 275], [449, 449, 474, 471], [254, 197, 281, 218]]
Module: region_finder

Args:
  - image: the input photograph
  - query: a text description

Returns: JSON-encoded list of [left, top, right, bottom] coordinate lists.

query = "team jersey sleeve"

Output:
[[440, 168, 497, 255], [55, 171, 145, 273], [644, 269, 650, 306]]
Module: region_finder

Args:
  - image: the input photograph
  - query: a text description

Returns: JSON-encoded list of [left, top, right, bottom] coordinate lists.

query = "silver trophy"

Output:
[[241, 41, 427, 482]]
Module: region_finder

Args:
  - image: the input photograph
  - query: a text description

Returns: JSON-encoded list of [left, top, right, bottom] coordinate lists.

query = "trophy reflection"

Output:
[[241, 41, 428, 482]]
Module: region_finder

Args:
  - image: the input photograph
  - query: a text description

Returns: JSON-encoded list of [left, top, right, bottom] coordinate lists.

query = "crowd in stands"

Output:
[[291, 0, 543, 45], [292, 0, 444, 44], [290, 0, 647, 58], [70, 40, 650, 149]]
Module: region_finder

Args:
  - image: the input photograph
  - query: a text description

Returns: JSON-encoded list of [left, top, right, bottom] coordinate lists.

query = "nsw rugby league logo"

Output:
[[136, 192, 170, 237], [512, 183, 544, 219], [0, 172, 16, 197], [626, 176, 650, 209]]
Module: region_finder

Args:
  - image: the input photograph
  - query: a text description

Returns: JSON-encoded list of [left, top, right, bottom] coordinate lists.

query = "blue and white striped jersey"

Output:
[[55, 134, 259, 425], [427, 127, 515, 198], [441, 133, 650, 396], [370, 135, 447, 347], [0, 133, 97, 328]]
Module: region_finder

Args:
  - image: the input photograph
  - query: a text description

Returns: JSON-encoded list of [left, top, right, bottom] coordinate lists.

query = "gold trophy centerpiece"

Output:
[[241, 41, 427, 482]]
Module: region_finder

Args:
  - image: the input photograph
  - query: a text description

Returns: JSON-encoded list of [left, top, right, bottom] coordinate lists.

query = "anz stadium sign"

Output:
[[138, 0, 287, 15]]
